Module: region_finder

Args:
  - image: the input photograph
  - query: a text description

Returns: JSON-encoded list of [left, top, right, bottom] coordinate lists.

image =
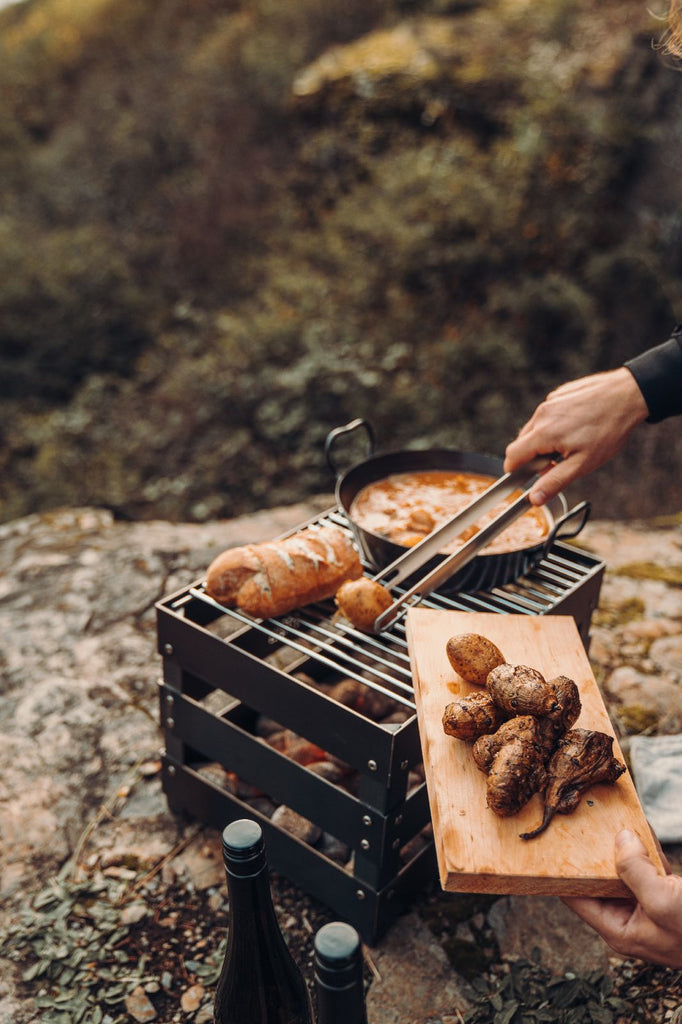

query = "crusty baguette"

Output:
[[205, 525, 363, 618]]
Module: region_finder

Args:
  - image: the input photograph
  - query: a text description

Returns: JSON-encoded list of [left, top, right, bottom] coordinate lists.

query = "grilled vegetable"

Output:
[[470, 716, 549, 817], [442, 692, 506, 742], [486, 663, 559, 717], [334, 577, 393, 632], [485, 725, 548, 817], [544, 675, 582, 736], [471, 714, 554, 773], [520, 728, 626, 840], [445, 633, 506, 687], [439, 635, 611, 838]]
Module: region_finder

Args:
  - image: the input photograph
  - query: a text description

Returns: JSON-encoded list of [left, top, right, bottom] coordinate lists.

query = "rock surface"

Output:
[[1, 501, 682, 1022]]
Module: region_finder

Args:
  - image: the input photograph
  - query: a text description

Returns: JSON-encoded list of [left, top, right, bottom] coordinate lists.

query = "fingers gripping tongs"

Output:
[[369, 454, 558, 633]]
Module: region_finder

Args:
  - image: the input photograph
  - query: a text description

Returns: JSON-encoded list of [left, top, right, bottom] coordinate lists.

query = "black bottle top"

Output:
[[222, 818, 267, 876], [314, 921, 368, 1024], [314, 922, 362, 986]]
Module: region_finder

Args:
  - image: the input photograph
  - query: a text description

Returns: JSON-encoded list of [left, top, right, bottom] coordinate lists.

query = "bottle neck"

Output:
[[316, 980, 368, 1024], [226, 863, 284, 943]]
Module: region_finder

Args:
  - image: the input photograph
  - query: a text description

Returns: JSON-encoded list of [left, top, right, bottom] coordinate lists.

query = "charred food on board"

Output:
[[472, 715, 554, 774], [486, 663, 560, 718], [442, 692, 508, 742], [484, 719, 550, 818], [520, 728, 626, 840], [441, 633, 625, 838]]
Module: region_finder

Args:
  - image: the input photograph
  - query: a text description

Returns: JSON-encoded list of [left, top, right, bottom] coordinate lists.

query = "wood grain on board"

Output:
[[406, 608, 665, 896]]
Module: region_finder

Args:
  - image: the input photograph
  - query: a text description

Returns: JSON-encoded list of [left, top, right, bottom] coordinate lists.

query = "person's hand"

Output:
[[562, 829, 682, 968], [504, 367, 649, 505]]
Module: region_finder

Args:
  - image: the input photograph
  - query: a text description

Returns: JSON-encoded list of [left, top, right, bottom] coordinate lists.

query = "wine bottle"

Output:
[[313, 921, 368, 1024], [213, 818, 313, 1024]]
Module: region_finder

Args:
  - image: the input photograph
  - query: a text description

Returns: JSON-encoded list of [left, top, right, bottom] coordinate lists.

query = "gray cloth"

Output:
[[629, 733, 682, 843]]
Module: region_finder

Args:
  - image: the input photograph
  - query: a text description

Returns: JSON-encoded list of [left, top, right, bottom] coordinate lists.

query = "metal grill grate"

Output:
[[166, 505, 603, 714]]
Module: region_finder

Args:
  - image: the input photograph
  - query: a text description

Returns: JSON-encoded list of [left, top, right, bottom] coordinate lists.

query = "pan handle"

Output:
[[544, 499, 591, 553], [324, 419, 375, 477]]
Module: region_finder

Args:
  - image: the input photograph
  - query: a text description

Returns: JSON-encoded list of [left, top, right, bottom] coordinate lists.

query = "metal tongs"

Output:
[[369, 454, 558, 633]]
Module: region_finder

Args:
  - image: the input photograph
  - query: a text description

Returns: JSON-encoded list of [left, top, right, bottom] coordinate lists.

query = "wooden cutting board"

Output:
[[406, 608, 665, 896]]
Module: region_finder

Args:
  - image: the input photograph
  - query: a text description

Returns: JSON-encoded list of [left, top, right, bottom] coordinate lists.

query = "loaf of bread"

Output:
[[205, 525, 363, 618]]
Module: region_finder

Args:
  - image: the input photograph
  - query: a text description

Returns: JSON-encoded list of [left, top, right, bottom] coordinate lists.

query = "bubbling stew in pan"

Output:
[[349, 470, 549, 555]]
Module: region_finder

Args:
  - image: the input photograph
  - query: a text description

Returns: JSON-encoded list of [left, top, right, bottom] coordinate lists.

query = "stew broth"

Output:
[[349, 470, 549, 555]]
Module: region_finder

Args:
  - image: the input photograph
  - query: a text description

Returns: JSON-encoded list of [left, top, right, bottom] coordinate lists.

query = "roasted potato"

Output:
[[445, 632, 506, 687], [486, 736, 548, 817], [520, 728, 625, 839], [442, 692, 506, 742], [544, 675, 582, 736], [471, 714, 554, 773], [486, 662, 558, 717], [442, 646, 601, 837], [334, 577, 393, 632]]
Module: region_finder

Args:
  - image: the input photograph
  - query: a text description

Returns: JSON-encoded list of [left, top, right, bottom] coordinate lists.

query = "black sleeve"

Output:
[[624, 324, 682, 423]]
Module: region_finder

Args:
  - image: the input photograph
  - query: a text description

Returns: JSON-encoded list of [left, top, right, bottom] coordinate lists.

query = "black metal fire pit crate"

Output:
[[156, 507, 604, 944]]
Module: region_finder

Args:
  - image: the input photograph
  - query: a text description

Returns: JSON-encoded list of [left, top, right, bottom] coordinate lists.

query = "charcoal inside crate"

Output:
[[161, 759, 436, 943], [160, 636, 430, 838], [159, 662, 435, 941], [175, 691, 433, 872]]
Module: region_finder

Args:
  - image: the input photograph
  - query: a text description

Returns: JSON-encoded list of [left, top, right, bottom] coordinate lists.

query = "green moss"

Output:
[[650, 511, 682, 528], [617, 563, 682, 587], [591, 662, 607, 689], [592, 597, 645, 629], [617, 704, 660, 735]]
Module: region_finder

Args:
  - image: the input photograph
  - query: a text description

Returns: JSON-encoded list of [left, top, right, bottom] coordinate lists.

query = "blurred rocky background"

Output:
[[1, 0, 682, 527]]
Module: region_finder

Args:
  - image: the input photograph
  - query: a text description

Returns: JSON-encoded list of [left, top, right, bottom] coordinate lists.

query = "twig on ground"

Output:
[[68, 756, 148, 879], [363, 945, 382, 982], [118, 824, 204, 903]]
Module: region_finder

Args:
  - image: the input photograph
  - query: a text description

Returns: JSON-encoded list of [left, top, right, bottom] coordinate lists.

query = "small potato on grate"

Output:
[[335, 577, 393, 632]]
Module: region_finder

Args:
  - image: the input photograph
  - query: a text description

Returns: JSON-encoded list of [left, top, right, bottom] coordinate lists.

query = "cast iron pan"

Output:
[[325, 419, 590, 594]]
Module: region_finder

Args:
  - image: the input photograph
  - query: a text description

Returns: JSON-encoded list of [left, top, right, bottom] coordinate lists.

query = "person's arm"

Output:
[[562, 829, 682, 968], [503, 366, 649, 505], [504, 325, 682, 505]]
